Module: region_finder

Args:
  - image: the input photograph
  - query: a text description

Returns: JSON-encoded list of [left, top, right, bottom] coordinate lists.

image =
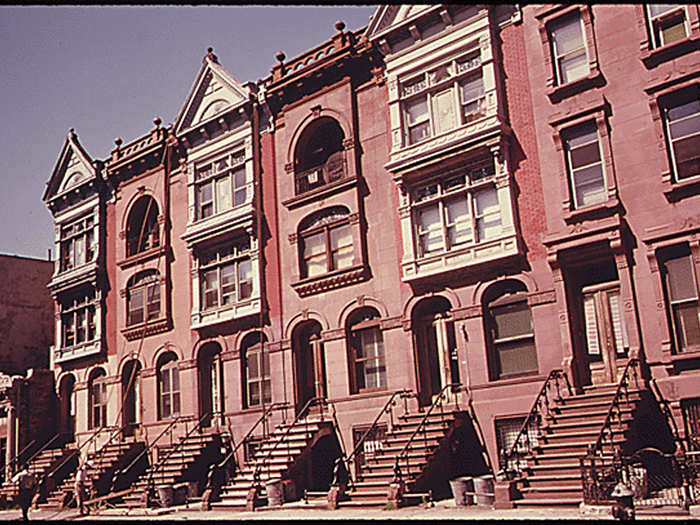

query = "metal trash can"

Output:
[[265, 478, 283, 506], [173, 482, 189, 505], [157, 484, 174, 508], [474, 474, 494, 506], [449, 476, 474, 506]]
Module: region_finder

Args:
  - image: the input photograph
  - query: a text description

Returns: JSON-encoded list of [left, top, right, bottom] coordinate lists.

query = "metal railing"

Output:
[[393, 384, 459, 482], [501, 369, 572, 479], [6, 439, 38, 478], [331, 389, 413, 488], [253, 397, 326, 483], [580, 358, 643, 504]]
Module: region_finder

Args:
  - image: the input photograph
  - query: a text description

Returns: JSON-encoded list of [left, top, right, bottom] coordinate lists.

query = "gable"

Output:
[[175, 55, 250, 136], [43, 130, 96, 202], [365, 5, 436, 41]]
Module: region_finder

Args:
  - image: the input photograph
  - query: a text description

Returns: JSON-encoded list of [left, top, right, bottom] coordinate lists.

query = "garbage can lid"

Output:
[[611, 482, 634, 498]]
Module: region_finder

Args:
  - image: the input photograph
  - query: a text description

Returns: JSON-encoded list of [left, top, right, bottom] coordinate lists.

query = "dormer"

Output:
[[176, 48, 257, 247], [43, 129, 104, 293], [366, 5, 507, 175]]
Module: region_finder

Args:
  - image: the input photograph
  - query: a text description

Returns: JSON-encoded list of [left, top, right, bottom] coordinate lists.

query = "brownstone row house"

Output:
[[22, 4, 700, 512]]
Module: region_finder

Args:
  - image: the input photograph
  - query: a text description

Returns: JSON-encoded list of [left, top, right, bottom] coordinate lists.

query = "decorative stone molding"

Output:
[[527, 290, 557, 307], [292, 265, 370, 297]]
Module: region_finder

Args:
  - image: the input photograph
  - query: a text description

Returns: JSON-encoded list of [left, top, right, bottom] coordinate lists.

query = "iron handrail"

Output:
[[333, 389, 413, 486], [587, 358, 641, 457], [393, 383, 458, 481], [42, 424, 117, 482], [85, 424, 128, 474], [217, 403, 287, 470], [118, 415, 187, 476], [146, 412, 211, 491], [7, 439, 38, 475], [253, 396, 325, 481], [502, 369, 572, 476]]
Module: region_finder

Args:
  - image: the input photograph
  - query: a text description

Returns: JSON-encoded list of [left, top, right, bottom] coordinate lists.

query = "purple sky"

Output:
[[0, 5, 376, 260]]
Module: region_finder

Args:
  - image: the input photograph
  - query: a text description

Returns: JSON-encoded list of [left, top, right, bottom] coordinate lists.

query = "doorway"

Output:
[[293, 321, 326, 415], [198, 343, 224, 428], [58, 375, 76, 443], [121, 360, 141, 437]]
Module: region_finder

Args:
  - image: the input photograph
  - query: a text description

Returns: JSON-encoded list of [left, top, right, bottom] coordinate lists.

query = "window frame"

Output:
[[399, 51, 485, 146], [242, 338, 272, 409], [347, 310, 387, 395], [60, 291, 97, 349], [410, 158, 502, 258], [647, 5, 690, 49], [126, 270, 161, 326], [158, 356, 181, 420], [549, 11, 590, 87], [198, 240, 254, 312], [88, 369, 107, 430], [659, 245, 700, 354], [661, 90, 700, 184], [299, 211, 355, 279], [563, 121, 608, 209], [636, 4, 700, 67], [194, 149, 250, 221], [59, 214, 95, 273], [126, 197, 160, 257]]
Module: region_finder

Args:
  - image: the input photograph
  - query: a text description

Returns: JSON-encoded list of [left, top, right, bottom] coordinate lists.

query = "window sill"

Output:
[[117, 245, 166, 270], [546, 69, 604, 104], [662, 174, 700, 202], [282, 175, 358, 210], [54, 340, 102, 364], [182, 203, 255, 245], [641, 35, 700, 69], [470, 372, 544, 392], [191, 296, 262, 329], [49, 261, 99, 291], [669, 348, 700, 364], [121, 317, 171, 341], [291, 264, 370, 297], [563, 198, 621, 224]]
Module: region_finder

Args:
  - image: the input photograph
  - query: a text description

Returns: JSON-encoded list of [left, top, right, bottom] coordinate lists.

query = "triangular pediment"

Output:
[[174, 53, 250, 136], [365, 5, 436, 42], [43, 129, 97, 203]]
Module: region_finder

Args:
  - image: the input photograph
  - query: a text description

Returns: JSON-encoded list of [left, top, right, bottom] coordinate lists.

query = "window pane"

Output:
[[249, 382, 260, 406], [573, 164, 606, 207], [147, 284, 160, 319], [406, 97, 428, 124], [162, 369, 170, 393], [559, 50, 588, 84], [410, 122, 431, 144], [129, 288, 144, 325], [660, 17, 687, 45], [551, 14, 584, 55], [493, 302, 532, 339], [238, 260, 253, 299], [569, 141, 601, 169], [445, 197, 472, 247], [675, 302, 700, 349], [215, 176, 231, 212], [202, 269, 219, 309], [496, 339, 538, 377], [331, 225, 354, 270], [248, 352, 259, 379], [665, 254, 697, 302], [303, 231, 326, 257], [475, 189, 498, 215], [432, 89, 457, 135], [171, 367, 180, 391], [417, 205, 443, 254], [673, 134, 700, 180], [304, 232, 327, 277], [584, 294, 601, 355], [198, 182, 213, 218], [221, 264, 236, 304], [475, 189, 501, 240], [668, 99, 700, 122], [233, 167, 249, 207], [669, 113, 700, 140], [608, 290, 629, 355], [648, 4, 682, 18]]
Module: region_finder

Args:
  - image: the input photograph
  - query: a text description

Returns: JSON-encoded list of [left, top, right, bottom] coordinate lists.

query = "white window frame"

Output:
[[60, 291, 97, 349], [549, 11, 589, 86], [663, 92, 700, 183], [564, 121, 608, 209], [410, 159, 502, 258], [646, 4, 689, 49], [199, 241, 254, 312], [60, 214, 95, 272], [195, 149, 251, 220], [127, 271, 161, 326], [400, 51, 485, 145]]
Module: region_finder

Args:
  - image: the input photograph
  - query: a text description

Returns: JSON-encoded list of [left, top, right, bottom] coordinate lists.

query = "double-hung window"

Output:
[[647, 5, 689, 48], [401, 52, 485, 145], [660, 245, 700, 353], [127, 270, 160, 326], [300, 209, 354, 279], [243, 338, 271, 408], [199, 240, 254, 311], [549, 12, 589, 86], [195, 150, 250, 220], [60, 215, 95, 272], [662, 91, 700, 182], [564, 121, 607, 208], [347, 309, 387, 394], [89, 370, 107, 430], [61, 290, 96, 348], [412, 159, 501, 257], [159, 355, 180, 419]]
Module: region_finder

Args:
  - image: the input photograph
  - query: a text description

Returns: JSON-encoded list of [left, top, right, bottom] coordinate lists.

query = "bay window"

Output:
[[195, 149, 250, 220], [199, 239, 254, 311], [60, 215, 95, 272], [564, 121, 607, 208], [401, 51, 485, 145], [549, 12, 589, 86], [61, 289, 96, 348], [412, 160, 502, 257]]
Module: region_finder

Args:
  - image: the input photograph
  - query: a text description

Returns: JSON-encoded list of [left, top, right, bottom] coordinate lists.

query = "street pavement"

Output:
[[0, 499, 693, 521]]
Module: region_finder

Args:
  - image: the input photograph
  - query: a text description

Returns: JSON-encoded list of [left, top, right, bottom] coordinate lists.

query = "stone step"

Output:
[[519, 484, 583, 499]]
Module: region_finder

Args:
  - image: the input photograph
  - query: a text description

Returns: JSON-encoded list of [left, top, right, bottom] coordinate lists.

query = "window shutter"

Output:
[[583, 295, 600, 355], [607, 290, 628, 355]]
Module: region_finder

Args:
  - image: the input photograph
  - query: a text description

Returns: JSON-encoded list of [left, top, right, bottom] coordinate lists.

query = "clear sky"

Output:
[[0, 5, 377, 260]]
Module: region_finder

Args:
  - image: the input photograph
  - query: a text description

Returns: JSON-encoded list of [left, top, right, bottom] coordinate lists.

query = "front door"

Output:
[[581, 282, 629, 385], [414, 313, 458, 407], [294, 323, 326, 415], [59, 376, 75, 443], [121, 362, 141, 437]]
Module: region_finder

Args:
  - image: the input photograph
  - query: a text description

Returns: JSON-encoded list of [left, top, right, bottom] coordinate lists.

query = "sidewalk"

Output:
[[0, 499, 692, 520]]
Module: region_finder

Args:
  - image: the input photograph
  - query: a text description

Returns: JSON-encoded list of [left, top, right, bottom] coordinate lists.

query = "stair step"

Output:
[[513, 497, 581, 508]]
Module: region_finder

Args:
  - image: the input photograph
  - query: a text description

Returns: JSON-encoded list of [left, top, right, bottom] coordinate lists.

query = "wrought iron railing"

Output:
[[393, 384, 459, 482], [6, 438, 38, 478], [294, 150, 347, 195], [580, 358, 643, 504], [501, 369, 572, 479], [331, 389, 413, 489]]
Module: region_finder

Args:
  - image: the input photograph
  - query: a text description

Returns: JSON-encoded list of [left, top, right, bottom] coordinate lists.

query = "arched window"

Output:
[[294, 117, 346, 194], [241, 332, 271, 408], [88, 368, 107, 430], [347, 307, 386, 394], [299, 207, 354, 279], [126, 196, 160, 257], [127, 270, 161, 325], [157, 352, 180, 419], [483, 281, 537, 381]]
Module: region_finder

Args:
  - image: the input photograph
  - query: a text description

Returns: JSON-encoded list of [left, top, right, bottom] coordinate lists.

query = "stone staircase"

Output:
[[337, 409, 470, 508], [118, 431, 222, 508], [0, 446, 73, 503], [512, 384, 644, 509], [38, 439, 145, 509], [213, 416, 335, 510]]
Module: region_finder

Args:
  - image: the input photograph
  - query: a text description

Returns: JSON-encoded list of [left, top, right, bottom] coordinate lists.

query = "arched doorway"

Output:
[[292, 321, 326, 415], [198, 342, 224, 428], [121, 360, 142, 437], [412, 297, 460, 407], [58, 375, 76, 443]]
